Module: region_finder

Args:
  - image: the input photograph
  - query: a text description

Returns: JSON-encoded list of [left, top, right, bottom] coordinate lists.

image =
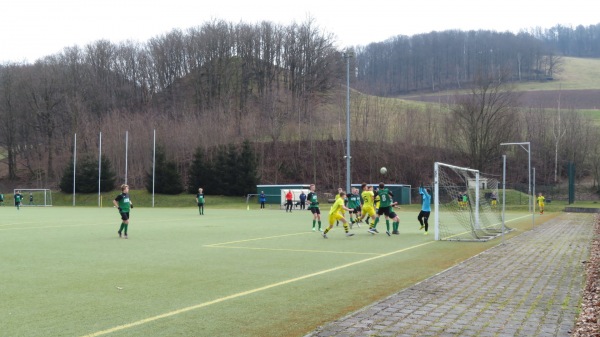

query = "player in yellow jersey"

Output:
[[537, 192, 545, 214], [490, 192, 497, 209], [354, 183, 377, 232], [322, 191, 355, 238], [334, 187, 345, 226]]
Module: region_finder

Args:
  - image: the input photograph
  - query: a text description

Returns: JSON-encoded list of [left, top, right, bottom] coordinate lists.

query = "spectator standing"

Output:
[[299, 191, 307, 210], [285, 190, 293, 212]]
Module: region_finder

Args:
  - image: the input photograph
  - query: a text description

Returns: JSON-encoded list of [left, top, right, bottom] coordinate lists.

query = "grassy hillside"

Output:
[[515, 57, 600, 91], [398, 57, 600, 119]]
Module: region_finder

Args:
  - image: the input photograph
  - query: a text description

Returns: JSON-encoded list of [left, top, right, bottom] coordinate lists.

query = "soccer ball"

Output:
[[380, 167, 387, 174]]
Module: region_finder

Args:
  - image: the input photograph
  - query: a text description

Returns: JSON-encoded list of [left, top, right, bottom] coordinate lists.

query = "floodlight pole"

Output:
[[125, 130, 128, 185], [533, 167, 536, 228], [500, 142, 532, 213], [502, 155, 506, 244], [343, 51, 353, 194], [98, 132, 102, 208], [73, 133, 77, 207]]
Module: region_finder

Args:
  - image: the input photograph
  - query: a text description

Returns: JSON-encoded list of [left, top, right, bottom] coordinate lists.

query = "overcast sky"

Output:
[[1, 0, 597, 63]]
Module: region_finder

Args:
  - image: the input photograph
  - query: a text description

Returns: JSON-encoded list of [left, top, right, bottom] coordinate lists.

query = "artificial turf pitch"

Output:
[[0, 206, 538, 337]]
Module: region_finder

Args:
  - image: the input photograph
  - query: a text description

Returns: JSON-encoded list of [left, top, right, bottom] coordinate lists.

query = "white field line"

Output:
[[81, 240, 435, 337]]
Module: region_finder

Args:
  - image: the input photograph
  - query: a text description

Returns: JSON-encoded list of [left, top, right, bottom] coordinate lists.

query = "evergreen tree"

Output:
[[185, 141, 258, 196], [59, 160, 74, 192], [99, 157, 117, 192], [223, 143, 240, 196], [187, 147, 213, 194], [59, 155, 116, 193], [211, 145, 229, 195], [146, 146, 184, 195], [238, 140, 259, 195]]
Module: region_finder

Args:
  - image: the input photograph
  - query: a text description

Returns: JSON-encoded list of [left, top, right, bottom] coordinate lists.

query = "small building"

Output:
[[255, 183, 412, 208]]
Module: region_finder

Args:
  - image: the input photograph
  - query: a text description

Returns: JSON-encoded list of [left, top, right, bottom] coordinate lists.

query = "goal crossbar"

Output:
[[434, 162, 507, 241], [13, 189, 53, 207]]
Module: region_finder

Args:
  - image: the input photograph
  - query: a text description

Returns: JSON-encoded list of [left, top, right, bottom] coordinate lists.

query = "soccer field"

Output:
[[0, 206, 540, 337]]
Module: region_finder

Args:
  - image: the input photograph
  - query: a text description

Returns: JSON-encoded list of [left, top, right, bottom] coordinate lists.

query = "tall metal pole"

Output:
[[532, 167, 536, 228], [73, 133, 76, 207], [344, 51, 353, 194], [98, 132, 102, 207], [500, 142, 531, 213], [125, 131, 128, 185], [152, 129, 156, 208], [502, 155, 506, 244], [528, 143, 531, 213]]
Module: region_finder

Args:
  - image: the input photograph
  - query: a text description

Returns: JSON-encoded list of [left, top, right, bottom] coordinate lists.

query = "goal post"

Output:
[[434, 162, 508, 241], [13, 189, 53, 207]]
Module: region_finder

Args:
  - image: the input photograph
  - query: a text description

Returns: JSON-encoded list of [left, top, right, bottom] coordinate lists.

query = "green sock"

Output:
[[386, 220, 390, 231], [312, 220, 316, 228], [393, 222, 398, 231], [119, 223, 125, 232], [124, 224, 128, 235], [318, 221, 322, 229], [372, 217, 379, 228]]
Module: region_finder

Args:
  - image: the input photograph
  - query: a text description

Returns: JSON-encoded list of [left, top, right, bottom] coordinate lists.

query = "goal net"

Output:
[[13, 189, 53, 207], [434, 162, 508, 241]]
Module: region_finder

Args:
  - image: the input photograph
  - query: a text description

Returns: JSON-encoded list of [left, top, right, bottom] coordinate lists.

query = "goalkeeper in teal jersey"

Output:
[[113, 184, 134, 239], [347, 187, 362, 228], [418, 183, 432, 235], [306, 184, 322, 232], [368, 182, 400, 236]]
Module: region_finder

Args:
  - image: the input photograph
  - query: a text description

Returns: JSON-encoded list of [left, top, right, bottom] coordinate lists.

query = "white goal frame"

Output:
[[434, 162, 508, 241], [13, 189, 53, 207], [434, 162, 480, 240]]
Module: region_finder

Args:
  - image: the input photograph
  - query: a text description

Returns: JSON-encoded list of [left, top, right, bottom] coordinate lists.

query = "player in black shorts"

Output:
[[306, 184, 322, 232]]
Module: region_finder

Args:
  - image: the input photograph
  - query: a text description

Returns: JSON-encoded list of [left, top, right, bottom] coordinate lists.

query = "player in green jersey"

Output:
[[369, 182, 400, 236], [14, 190, 23, 210], [195, 188, 205, 215], [113, 184, 134, 239], [306, 184, 322, 231], [347, 187, 362, 228]]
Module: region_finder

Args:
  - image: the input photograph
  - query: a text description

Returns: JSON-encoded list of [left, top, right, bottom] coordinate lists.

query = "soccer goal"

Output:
[[434, 162, 508, 241], [13, 189, 53, 207]]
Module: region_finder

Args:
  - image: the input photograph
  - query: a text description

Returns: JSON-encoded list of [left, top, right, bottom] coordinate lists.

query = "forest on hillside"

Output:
[[1, 18, 600, 195]]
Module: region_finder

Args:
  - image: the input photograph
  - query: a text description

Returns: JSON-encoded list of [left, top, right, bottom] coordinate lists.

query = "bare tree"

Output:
[[448, 73, 521, 170], [0, 64, 25, 179]]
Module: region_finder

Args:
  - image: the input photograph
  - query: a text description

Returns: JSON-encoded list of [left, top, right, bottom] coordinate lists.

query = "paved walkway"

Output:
[[306, 213, 595, 337]]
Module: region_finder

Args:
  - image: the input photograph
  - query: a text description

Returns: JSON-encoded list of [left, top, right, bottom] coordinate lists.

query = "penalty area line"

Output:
[[207, 245, 381, 256], [81, 240, 435, 337], [204, 232, 310, 246]]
